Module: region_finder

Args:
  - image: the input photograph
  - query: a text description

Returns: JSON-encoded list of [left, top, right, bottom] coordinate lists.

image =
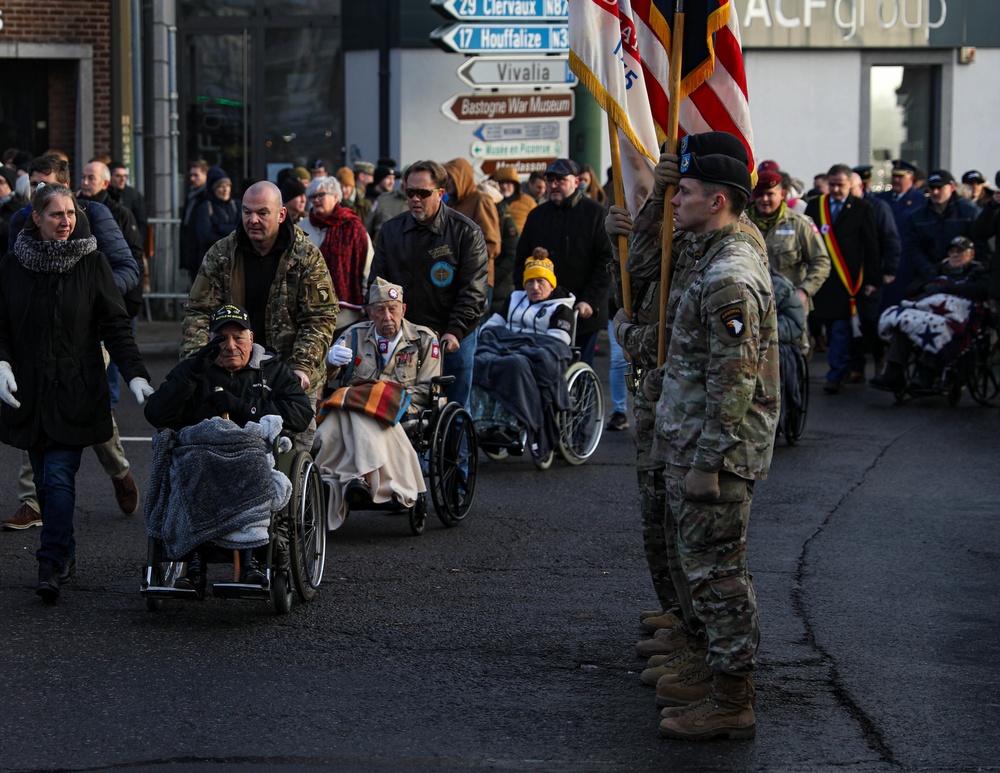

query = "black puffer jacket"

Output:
[[0, 227, 149, 450], [144, 343, 313, 433]]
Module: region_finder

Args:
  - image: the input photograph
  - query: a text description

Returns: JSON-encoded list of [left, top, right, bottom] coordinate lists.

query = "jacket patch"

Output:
[[431, 343, 440, 359], [314, 283, 333, 304], [430, 261, 454, 287], [720, 306, 747, 339]]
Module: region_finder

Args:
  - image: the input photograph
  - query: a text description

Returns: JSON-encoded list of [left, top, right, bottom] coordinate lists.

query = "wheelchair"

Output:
[[339, 375, 479, 537], [470, 327, 605, 470], [140, 438, 327, 615], [885, 303, 1000, 407], [778, 341, 809, 445]]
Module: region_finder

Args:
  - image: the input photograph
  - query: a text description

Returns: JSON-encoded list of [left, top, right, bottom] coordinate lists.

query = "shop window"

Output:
[[868, 65, 938, 192]]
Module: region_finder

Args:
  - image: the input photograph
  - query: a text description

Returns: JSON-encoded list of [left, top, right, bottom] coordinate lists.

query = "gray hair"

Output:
[[31, 183, 79, 215], [306, 175, 342, 200]]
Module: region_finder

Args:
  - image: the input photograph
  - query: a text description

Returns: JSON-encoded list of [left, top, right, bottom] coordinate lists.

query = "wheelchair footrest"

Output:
[[141, 585, 201, 600], [212, 582, 271, 600]]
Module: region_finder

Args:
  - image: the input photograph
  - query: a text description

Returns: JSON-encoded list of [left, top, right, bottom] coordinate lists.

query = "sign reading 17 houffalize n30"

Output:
[[431, 0, 568, 22], [431, 23, 568, 54]]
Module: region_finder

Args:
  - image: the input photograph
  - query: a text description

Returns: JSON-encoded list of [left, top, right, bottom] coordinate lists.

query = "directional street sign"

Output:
[[432, 0, 568, 22], [470, 139, 562, 159], [442, 92, 574, 123], [457, 55, 577, 89], [473, 121, 560, 141], [431, 23, 568, 54], [473, 158, 557, 177]]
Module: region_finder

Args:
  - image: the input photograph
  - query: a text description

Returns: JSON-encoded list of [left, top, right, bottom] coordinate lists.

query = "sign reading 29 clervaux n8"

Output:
[[431, 23, 568, 54], [431, 0, 568, 22]]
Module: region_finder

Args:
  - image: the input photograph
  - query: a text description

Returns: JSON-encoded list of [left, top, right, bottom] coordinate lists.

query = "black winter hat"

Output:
[[280, 177, 306, 202], [0, 166, 16, 191]]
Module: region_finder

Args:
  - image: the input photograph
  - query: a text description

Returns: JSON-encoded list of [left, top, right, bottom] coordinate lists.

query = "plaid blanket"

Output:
[[317, 379, 412, 427]]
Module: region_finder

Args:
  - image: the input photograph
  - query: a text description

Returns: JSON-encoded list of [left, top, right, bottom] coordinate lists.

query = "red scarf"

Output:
[[309, 205, 369, 309]]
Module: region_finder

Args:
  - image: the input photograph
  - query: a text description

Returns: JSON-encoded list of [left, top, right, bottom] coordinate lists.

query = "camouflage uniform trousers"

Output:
[[634, 388, 682, 616], [664, 471, 760, 674]]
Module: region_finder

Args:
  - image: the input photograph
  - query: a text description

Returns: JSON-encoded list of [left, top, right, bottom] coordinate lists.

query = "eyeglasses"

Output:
[[308, 192, 328, 201], [404, 188, 439, 199]]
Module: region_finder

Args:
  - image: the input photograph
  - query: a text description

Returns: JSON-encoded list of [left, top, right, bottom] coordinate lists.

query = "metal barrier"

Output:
[[144, 217, 187, 321]]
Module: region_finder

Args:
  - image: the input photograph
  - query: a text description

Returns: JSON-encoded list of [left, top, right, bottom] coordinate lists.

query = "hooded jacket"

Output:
[[444, 158, 501, 284]]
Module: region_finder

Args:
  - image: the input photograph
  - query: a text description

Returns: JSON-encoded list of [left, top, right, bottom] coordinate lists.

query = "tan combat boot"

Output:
[[655, 664, 713, 707], [639, 609, 663, 623], [640, 610, 682, 633], [658, 672, 756, 741], [635, 623, 689, 657], [640, 642, 707, 685]]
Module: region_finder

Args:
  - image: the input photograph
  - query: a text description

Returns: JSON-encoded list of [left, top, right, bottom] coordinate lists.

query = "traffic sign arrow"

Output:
[[441, 92, 575, 123], [456, 55, 577, 89], [431, 0, 568, 22], [430, 23, 568, 55], [470, 139, 562, 159]]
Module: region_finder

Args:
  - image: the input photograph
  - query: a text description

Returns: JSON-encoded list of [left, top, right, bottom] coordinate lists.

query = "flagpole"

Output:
[[607, 115, 633, 318], [657, 0, 685, 367]]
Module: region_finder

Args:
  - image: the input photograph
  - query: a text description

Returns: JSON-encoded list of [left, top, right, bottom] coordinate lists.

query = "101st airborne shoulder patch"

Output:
[[720, 305, 749, 341], [313, 282, 333, 305]]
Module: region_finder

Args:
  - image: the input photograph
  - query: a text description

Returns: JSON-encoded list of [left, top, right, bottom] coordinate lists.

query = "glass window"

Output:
[[180, 0, 253, 17], [869, 65, 938, 191], [263, 28, 342, 176]]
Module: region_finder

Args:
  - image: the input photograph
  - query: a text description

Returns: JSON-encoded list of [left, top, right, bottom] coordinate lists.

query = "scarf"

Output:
[[747, 201, 785, 235], [14, 229, 97, 274], [309, 205, 369, 310]]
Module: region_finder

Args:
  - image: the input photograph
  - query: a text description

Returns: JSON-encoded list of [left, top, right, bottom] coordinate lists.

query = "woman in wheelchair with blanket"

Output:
[[144, 303, 313, 592], [471, 250, 576, 465]]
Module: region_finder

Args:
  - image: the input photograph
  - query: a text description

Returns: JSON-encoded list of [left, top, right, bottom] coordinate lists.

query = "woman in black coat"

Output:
[[0, 184, 153, 601], [194, 167, 240, 261]]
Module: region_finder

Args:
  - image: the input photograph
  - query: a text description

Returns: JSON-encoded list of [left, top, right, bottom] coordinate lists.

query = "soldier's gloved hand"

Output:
[[653, 152, 680, 196], [129, 377, 154, 406], [612, 308, 632, 347], [605, 205, 634, 238], [684, 467, 720, 502], [327, 343, 354, 367], [642, 366, 664, 402], [209, 389, 243, 416], [191, 335, 226, 374], [0, 361, 20, 409]]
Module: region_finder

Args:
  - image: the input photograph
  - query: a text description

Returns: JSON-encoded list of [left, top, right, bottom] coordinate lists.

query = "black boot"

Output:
[[37, 561, 60, 602], [174, 552, 205, 595]]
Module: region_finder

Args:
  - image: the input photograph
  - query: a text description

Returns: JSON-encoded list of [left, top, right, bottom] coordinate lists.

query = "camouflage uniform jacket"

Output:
[[331, 318, 441, 414], [751, 203, 831, 307], [181, 223, 339, 391], [651, 222, 780, 480]]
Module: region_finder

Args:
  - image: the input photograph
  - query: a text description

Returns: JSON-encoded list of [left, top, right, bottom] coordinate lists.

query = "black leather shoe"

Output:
[[240, 558, 266, 586], [58, 556, 77, 585], [174, 554, 205, 595], [37, 561, 60, 602], [345, 478, 373, 510]]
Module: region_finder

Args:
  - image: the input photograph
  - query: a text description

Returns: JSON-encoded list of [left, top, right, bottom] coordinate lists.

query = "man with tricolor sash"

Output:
[[805, 164, 881, 394]]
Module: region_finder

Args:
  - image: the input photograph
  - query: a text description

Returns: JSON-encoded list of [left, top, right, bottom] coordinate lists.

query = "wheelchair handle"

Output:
[[431, 375, 457, 388], [214, 386, 229, 420]]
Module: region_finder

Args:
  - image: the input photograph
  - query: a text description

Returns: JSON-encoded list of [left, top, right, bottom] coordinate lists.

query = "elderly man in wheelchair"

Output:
[[316, 277, 442, 531], [143, 303, 314, 599], [471, 251, 604, 469], [870, 236, 993, 398]]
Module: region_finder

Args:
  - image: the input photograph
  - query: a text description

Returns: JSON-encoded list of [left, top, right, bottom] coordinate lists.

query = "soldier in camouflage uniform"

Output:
[[182, 181, 339, 396], [647, 151, 779, 741]]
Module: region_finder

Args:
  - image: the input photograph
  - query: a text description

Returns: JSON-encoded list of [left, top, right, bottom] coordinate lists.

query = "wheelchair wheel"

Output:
[[784, 348, 810, 445], [409, 493, 427, 536], [271, 570, 293, 614], [287, 453, 326, 603], [558, 362, 604, 465], [483, 447, 508, 461], [429, 402, 478, 527], [967, 328, 1000, 406]]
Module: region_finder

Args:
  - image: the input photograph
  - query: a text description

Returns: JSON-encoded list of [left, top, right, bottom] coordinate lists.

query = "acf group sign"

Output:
[[734, 0, 966, 47]]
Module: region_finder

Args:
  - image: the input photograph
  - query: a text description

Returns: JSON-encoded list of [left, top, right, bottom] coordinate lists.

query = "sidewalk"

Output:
[[136, 318, 184, 357]]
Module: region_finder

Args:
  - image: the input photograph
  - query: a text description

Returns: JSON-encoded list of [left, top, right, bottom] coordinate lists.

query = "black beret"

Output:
[[671, 132, 749, 167], [679, 152, 752, 196]]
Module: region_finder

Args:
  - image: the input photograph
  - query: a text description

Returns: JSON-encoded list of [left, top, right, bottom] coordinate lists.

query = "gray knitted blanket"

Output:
[[144, 415, 292, 560]]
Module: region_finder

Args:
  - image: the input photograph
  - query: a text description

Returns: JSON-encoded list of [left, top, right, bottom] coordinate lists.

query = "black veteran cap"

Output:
[[672, 132, 749, 167], [962, 170, 985, 184], [544, 158, 581, 178], [679, 152, 752, 196], [950, 235, 974, 251], [927, 169, 955, 187], [891, 159, 917, 176], [210, 303, 252, 333]]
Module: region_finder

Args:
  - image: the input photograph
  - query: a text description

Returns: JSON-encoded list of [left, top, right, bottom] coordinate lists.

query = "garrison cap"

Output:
[[368, 277, 404, 305]]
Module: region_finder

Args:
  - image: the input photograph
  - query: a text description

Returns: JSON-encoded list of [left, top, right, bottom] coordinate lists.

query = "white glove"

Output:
[[129, 377, 154, 405], [0, 361, 20, 409], [327, 344, 354, 367]]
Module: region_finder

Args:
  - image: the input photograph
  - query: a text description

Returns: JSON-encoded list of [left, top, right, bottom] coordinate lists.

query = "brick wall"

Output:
[[1, 0, 114, 166]]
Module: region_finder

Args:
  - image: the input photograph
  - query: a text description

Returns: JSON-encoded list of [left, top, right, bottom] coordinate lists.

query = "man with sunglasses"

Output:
[[369, 160, 488, 407]]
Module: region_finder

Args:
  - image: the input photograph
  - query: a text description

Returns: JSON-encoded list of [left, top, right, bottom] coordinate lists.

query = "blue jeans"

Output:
[[824, 318, 854, 385], [444, 326, 478, 407], [607, 319, 627, 414], [29, 447, 84, 568]]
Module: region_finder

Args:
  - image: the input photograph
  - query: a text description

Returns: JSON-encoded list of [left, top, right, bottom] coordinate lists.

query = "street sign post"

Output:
[[430, 23, 568, 54], [456, 55, 577, 89], [441, 92, 574, 123], [432, 0, 568, 22]]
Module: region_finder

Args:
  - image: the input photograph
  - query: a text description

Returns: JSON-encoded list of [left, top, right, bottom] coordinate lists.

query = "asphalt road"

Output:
[[1, 350, 998, 772]]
